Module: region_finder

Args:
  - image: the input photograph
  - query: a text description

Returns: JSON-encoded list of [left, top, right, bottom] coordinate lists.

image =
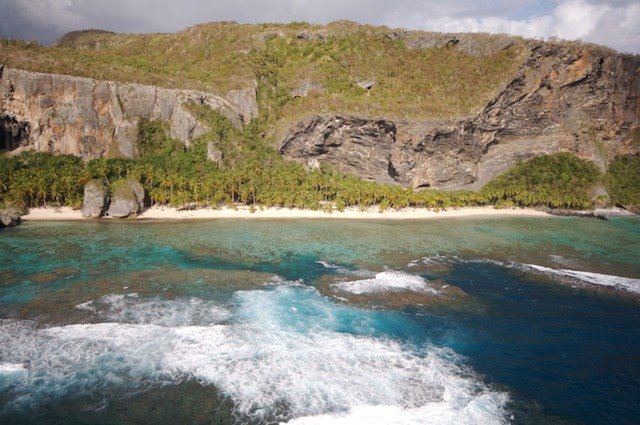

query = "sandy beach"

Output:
[[21, 205, 552, 221]]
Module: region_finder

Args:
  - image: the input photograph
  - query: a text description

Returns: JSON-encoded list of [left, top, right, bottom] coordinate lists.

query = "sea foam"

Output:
[[0, 362, 26, 373], [1, 287, 508, 423], [332, 271, 438, 295], [513, 263, 640, 294], [75, 293, 230, 326]]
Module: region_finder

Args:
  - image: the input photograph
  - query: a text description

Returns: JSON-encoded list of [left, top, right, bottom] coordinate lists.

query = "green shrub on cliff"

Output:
[[138, 119, 184, 158], [481, 153, 601, 209]]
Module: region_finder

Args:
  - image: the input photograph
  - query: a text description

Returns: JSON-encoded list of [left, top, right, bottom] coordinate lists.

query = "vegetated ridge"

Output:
[[0, 21, 639, 215]]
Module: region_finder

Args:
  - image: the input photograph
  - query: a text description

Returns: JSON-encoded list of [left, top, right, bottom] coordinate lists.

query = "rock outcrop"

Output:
[[281, 43, 640, 189], [207, 142, 224, 166], [106, 180, 145, 218], [81, 179, 109, 218], [0, 66, 257, 159], [280, 116, 397, 183], [0, 207, 22, 227]]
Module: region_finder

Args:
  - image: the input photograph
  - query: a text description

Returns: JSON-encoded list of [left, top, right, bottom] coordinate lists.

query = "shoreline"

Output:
[[21, 205, 553, 221]]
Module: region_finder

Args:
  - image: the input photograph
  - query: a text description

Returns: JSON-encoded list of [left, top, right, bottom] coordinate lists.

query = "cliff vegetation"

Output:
[[0, 21, 527, 132], [1, 22, 638, 213], [1, 112, 636, 212]]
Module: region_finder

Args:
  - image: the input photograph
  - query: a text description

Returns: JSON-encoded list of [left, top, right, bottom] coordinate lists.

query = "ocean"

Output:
[[1, 216, 639, 424]]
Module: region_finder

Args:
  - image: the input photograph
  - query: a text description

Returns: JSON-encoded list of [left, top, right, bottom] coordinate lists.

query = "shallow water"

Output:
[[0, 217, 639, 424]]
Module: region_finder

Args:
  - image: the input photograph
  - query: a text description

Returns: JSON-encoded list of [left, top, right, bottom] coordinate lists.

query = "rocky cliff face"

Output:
[[280, 116, 398, 183], [2, 39, 639, 190], [0, 66, 257, 159], [281, 43, 640, 189]]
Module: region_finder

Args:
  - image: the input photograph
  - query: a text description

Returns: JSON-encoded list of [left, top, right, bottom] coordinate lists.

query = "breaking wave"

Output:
[[332, 271, 439, 295], [513, 263, 640, 294], [0, 286, 508, 424]]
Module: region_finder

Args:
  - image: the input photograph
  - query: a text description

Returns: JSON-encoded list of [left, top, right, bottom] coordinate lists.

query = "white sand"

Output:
[[21, 205, 551, 221]]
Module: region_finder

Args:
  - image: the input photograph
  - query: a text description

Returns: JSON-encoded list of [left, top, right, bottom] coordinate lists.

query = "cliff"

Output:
[[281, 42, 640, 189], [1, 22, 639, 189], [0, 66, 257, 159]]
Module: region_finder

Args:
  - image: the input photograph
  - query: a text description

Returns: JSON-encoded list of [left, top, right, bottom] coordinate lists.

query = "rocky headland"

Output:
[[281, 42, 640, 189]]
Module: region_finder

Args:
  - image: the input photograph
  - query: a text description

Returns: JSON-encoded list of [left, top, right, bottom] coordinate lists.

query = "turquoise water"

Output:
[[0, 217, 639, 424]]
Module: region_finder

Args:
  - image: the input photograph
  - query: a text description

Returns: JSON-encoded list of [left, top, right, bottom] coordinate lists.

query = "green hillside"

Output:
[[1, 22, 638, 213], [0, 21, 527, 134]]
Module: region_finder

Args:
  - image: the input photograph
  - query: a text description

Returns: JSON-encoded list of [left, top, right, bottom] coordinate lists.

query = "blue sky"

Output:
[[1, 0, 638, 53]]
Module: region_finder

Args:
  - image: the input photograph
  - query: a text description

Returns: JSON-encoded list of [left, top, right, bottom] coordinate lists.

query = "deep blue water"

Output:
[[0, 217, 639, 424]]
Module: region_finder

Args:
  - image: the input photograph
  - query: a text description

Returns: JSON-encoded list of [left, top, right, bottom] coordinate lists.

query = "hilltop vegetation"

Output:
[[0, 21, 526, 136]]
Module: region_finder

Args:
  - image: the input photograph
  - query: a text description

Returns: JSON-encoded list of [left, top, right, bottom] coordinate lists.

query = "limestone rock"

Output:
[[280, 116, 397, 183], [207, 142, 224, 166], [0, 67, 256, 160], [226, 86, 259, 125], [0, 113, 30, 151], [403, 32, 517, 57], [290, 82, 324, 98], [106, 180, 145, 218], [356, 80, 375, 90], [280, 43, 640, 190], [296, 30, 327, 42], [0, 207, 22, 227], [81, 179, 109, 218]]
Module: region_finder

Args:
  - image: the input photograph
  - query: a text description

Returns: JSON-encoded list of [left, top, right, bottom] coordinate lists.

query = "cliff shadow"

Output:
[[0, 114, 30, 152]]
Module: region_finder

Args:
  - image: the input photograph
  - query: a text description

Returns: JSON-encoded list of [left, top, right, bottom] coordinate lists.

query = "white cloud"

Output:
[[396, 0, 639, 53], [0, 0, 638, 53]]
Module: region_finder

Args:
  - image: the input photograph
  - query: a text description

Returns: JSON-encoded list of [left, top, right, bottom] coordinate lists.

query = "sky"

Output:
[[0, 0, 638, 53]]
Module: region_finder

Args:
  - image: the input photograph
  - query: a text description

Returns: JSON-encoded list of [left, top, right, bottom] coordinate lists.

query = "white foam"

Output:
[[317, 261, 374, 277], [515, 263, 640, 294], [75, 293, 230, 326], [284, 398, 509, 425], [317, 260, 339, 269], [0, 362, 26, 373], [332, 271, 438, 295], [74, 300, 96, 312], [408, 255, 461, 269], [268, 276, 307, 287], [0, 288, 508, 423], [438, 257, 640, 295]]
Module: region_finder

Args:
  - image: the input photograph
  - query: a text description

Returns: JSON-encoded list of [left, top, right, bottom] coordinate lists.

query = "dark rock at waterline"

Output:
[[544, 207, 634, 220], [545, 208, 610, 220], [617, 203, 640, 214], [0, 207, 22, 227], [81, 179, 109, 218], [3, 381, 246, 425], [106, 180, 145, 218]]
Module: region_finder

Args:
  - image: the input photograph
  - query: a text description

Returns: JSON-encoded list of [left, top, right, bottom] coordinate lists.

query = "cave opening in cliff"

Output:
[[0, 114, 30, 152]]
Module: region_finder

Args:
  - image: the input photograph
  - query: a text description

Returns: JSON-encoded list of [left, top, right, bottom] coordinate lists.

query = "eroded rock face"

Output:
[[207, 142, 223, 166], [280, 116, 397, 183], [0, 66, 257, 160], [106, 180, 145, 218], [81, 180, 109, 218], [0, 207, 22, 227], [0, 113, 30, 151], [281, 43, 640, 189]]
